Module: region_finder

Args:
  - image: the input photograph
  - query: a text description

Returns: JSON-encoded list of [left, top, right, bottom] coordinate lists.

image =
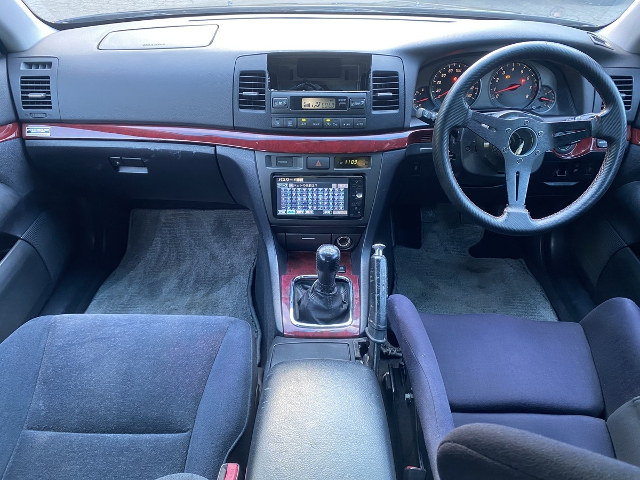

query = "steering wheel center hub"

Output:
[[508, 127, 537, 156]]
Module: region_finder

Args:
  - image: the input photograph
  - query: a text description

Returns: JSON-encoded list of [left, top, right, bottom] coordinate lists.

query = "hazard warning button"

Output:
[[306, 156, 330, 170]]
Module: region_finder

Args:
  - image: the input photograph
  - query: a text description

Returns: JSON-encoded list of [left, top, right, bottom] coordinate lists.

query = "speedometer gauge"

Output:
[[430, 63, 480, 107], [489, 62, 539, 109]]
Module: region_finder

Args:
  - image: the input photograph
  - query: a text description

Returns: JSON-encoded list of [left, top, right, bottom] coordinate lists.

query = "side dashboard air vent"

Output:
[[372, 71, 400, 111], [20, 76, 52, 110], [238, 71, 266, 110], [604, 76, 634, 110]]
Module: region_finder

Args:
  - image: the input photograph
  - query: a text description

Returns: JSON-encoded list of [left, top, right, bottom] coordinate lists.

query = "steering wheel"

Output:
[[432, 41, 628, 235]]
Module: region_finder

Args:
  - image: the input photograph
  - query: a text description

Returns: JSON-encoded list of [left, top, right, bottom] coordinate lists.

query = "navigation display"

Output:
[[275, 176, 349, 217]]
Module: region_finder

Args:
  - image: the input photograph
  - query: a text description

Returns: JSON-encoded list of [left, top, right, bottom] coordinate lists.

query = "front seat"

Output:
[[0, 314, 255, 480], [388, 294, 640, 480]]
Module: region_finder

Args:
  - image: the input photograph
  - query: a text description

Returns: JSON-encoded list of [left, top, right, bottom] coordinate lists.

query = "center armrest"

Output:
[[246, 359, 396, 480]]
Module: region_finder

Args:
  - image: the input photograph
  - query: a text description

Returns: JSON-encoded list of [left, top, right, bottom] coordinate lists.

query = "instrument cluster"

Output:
[[414, 57, 562, 114]]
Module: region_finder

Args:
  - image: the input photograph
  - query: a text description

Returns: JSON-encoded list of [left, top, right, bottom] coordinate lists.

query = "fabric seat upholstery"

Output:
[[0, 314, 255, 480], [388, 295, 640, 479]]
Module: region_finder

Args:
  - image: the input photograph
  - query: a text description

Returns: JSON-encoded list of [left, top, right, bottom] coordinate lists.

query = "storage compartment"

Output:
[[25, 140, 235, 204], [246, 359, 395, 479]]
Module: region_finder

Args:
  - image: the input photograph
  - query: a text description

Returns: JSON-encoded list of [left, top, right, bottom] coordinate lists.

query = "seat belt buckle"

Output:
[[217, 463, 241, 480]]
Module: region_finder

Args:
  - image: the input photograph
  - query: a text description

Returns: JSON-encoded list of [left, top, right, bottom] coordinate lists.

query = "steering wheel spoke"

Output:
[[464, 110, 512, 148], [545, 115, 595, 150], [504, 152, 537, 207]]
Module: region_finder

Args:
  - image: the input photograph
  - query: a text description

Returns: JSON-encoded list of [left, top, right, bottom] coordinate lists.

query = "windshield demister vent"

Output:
[[20, 76, 52, 110], [588, 33, 613, 50], [238, 71, 266, 110], [372, 71, 400, 110], [609, 76, 633, 110]]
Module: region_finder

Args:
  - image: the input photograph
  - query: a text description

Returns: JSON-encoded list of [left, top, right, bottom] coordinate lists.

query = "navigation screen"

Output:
[[275, 177, 349, 216]]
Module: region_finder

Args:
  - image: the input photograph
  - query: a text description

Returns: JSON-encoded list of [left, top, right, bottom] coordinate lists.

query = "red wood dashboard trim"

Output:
[[22, 123, 432, 154], [631, 127, 640, 147], [0, 123, 20, 143], [281, 252, 360, 338], [21, 122, 621, 158]]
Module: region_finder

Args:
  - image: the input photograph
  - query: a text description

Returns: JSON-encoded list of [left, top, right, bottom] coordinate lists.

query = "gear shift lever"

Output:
[[296, 244, 350, 325], [315, 244, 341, 292]]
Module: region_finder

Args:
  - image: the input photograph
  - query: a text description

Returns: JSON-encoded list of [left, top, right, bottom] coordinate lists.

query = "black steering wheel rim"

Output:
[[432, 41, 628, 235]]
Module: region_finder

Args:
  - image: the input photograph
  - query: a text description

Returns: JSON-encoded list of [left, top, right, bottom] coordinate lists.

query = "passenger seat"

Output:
[[0, 314, 255, 479]]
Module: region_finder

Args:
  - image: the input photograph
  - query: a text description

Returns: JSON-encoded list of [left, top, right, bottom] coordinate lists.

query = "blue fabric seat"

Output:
[[388, 295, 640, 480], [0, 314, 255, 480]]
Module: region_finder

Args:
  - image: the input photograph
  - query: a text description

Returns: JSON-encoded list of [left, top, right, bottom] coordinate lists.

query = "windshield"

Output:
[[22, 0, 636, 27]]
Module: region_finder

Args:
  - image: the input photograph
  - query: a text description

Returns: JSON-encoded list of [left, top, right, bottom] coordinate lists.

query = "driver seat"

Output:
[[388, 294, 640, 479]]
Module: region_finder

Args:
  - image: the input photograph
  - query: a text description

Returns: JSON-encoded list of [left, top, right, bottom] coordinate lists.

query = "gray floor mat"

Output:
[[86, 209, 261, 337], [393, 205, 558, 321]]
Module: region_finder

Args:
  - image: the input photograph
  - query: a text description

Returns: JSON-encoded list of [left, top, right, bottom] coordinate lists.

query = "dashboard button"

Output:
[[271, 117, 284, 128], [276, 156, 294, 167], [350, 98, 366, 109], [307, 157, 330, 169], [284, 118, 297, 128], [272, 97, 289, 109], [337, 97, 348, 109], [340, 118, 354, 128], [297, 118, 310, 128], [310, 118, 323, 128], [323, 118, 340, 128], [354, 118, 367, 128]]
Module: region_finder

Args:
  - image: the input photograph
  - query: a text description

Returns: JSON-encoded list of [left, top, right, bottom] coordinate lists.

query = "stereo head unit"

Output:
[[273, 176, 364, 219]]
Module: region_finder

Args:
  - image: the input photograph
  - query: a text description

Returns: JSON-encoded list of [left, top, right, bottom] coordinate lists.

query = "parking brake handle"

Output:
[[366, 244, 388, 375]]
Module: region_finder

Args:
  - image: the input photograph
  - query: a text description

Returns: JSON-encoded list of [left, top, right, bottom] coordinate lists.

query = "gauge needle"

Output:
[[436, 90, 450, 99], [539, 97, 552, 102], [415, 98, 429, 103], [493, 83, 521, 94]]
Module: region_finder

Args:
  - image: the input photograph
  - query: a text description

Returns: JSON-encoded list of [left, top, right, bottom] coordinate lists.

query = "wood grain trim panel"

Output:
[[631, 127, 640, 147], [22, 123, 433, 154], [0, 123, 20, 143], [281, 252, 360, 338], [553, 137, 607, 159]]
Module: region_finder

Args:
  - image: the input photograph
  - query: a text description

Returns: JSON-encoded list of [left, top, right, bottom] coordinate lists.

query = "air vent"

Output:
[[612, 75, 633, 110], [238, 71, 266, 110], [20, 76, 52, 110], [21, 61, 53, 70], [588, 33, 613, 50], [372, 71, 400, 110]]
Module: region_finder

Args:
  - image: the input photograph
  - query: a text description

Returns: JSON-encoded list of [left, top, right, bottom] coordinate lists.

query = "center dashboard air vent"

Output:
[[238, 71, 266, 110], [20, 76, 52, 110], [371, 71, 400, 111]]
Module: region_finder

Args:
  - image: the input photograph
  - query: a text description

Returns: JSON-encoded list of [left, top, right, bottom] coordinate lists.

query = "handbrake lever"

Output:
[[366, 244, 388, 376]]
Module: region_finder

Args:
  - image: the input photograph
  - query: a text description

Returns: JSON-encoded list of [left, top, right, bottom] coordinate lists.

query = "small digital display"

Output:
[[275, 176, 349, 217], [301, 97, 336, 110], [335, 156, 371, 169]]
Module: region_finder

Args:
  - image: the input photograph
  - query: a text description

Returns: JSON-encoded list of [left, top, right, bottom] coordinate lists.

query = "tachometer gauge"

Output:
[[413, 86, 431, 109], [489, 62, 539, 109], [430, 63, 480, 107], [530, 85, 556, 113]]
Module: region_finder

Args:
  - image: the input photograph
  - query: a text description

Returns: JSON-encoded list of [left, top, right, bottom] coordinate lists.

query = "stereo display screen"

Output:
[[275, 176, 349, 217]]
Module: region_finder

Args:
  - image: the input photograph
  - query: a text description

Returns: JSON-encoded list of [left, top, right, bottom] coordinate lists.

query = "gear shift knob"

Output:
[[316, 244, 340, 290]]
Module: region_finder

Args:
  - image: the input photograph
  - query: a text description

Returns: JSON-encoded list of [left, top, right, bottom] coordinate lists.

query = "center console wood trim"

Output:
[[281, 252, 360, 338], [22, 123, 433, 154]]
